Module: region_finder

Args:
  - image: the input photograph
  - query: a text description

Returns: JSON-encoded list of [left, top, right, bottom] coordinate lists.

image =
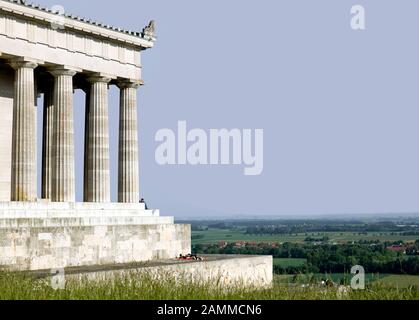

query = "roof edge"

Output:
[[1, 0, 155, 49]]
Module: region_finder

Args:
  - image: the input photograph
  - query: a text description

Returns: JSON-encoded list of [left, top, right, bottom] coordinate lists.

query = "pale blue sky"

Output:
[[34, 0, 419, 218]]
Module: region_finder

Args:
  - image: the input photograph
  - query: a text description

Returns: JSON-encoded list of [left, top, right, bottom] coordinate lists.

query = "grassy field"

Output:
[[0, 271, 417, 300], [291, 273, 390, 284], [378, 275, 419, 288], [271, 273, 419, 292], [192, 228, 419, 245]]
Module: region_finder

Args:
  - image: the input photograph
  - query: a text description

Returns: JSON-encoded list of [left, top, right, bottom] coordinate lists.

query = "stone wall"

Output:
[[0, 223, 191, 271], [152, 255, 273, 288], [59, 255, 273, 288]]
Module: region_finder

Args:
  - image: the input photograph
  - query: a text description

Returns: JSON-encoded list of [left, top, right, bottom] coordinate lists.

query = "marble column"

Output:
[[83, 88, 90, 202], [85, 75, 111, 203], [41, 82, 54, 199], [9, 59, 38, 202], [50, 68, 77, 202], [117, 80, 141, 203]]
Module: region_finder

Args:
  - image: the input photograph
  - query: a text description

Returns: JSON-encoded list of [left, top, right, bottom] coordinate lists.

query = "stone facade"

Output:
[[0, 0, 150, 81], [0, 0, 154, 202], [0, 0, 194, 272], [0, 223, 191, 271]]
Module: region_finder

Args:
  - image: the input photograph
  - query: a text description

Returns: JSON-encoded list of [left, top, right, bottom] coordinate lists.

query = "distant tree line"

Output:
[[304, 236, 329, 243], [193, 241, 419, 275], [245, 222, 419, 235], [183, 219, 419, 236]]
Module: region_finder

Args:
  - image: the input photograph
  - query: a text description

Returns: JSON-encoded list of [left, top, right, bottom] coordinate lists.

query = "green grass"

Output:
[[274, 273, 419, 289], [290, 273, 391, 285], [273, 275, 294, 284], [0, 271, 417, 300], [378, 275, 419, 288], [273, 258, 307, 268], [192, 229, 419, 245]]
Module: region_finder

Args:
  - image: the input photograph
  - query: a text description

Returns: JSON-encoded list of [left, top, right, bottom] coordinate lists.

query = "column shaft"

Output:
[[118, 82, 140, 203], [86, 76, 111, 202], [41, 85, 54, 199], [50, 68, 77, 202], [83, 89, 90, 202], [10, 60, 38, 201]]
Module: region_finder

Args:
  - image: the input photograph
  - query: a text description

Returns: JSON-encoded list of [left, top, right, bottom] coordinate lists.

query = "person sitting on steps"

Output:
[[139, 198, 148, 210]]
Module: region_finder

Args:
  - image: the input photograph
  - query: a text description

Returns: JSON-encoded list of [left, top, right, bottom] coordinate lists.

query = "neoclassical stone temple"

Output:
[[0, 0, 192, 271], [0, 1, 272, 287], [0, 0, 151, 203]]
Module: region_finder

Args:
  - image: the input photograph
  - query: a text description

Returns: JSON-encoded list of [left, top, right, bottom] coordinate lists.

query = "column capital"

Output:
[[48, 66, 79, 77], [87, 74, 112, 84], [8, 58, 39, 70], [116, 79, 144, 89]]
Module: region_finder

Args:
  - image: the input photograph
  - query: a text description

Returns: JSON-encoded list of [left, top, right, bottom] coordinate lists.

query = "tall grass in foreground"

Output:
[[0, 271, 417, 300]]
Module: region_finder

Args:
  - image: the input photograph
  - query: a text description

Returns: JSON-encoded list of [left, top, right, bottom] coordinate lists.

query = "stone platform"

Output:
[[0, 201, 173, 227], [0, 202, 273, 288], [30, 255, 273, 288], [0, 201, 191, 271]]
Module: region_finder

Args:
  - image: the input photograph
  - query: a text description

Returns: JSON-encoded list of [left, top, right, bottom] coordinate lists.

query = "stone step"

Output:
[[0, 209, 160, 219], [0, 201, 147, 211], [0, 215, 174, 228]]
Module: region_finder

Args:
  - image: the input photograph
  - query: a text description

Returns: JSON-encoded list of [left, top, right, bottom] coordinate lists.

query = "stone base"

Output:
[[0, 201, 191, 271], [31, 255, 273, 288]]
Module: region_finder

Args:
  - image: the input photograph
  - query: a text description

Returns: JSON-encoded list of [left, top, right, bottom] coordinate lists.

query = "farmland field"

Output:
[[378, 275, 419, 288], [274, 273, 419, 289], [192, 228, 419, 245], [275, 273, 389, 284]]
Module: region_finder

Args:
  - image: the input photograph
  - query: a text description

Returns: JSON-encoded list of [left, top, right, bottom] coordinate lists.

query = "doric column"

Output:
[[41, 82, 54, 199], [9, 59, 38, 202], [117, 80, 141, 203], [83, 88, 90, 202], [49, 67, 77, 202], [85, 75, 111, 202]]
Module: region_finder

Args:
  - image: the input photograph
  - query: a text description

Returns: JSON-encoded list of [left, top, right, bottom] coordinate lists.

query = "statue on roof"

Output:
[[142, 20, 156, 42]]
